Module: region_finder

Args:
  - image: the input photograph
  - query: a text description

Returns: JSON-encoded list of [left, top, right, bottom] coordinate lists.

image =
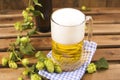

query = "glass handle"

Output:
[[86, 16, 93, 41]]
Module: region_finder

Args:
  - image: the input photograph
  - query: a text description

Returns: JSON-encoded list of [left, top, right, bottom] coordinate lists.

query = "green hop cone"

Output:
[[18, 76, 24, 80], [31, 74, 42, 80], [8, 61, 18, 69], [36, 61, 45, 70], [81, 5, 87, 11], [87, 63, 97, 73], [1, 57, 8, 66], [22, 58, 29, 66], [22, 10, 28, 19], [14, 22, 22, 31], [22, 69, 29, 76], [20, 36, 30, 45], [54, 64, 62, 73], [44, 59, 54, 73]]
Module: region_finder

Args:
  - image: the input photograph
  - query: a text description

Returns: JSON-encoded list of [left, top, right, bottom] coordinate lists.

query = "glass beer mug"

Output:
[[51, 8, 92, 71]]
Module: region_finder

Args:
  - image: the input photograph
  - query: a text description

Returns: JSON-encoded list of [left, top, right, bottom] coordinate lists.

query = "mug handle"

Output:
[[86, 16, 93, 41]]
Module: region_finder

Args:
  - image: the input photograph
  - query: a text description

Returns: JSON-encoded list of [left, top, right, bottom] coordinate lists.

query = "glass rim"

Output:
[[51, 17, 86, 27], [51, 8, 86, 27]]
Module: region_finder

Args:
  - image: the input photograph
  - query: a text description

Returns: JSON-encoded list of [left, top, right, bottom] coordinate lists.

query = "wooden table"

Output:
[[0, 8, 120, 80]]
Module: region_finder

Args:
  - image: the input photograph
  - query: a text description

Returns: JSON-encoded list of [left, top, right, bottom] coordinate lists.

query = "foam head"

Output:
[[51, 8, 86, 44], [51, 8, 85, 26]]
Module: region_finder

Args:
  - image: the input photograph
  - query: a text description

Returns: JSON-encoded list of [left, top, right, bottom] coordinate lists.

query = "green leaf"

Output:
[[31, 10, 44, 19], [15, 36, 20, 45], [35, 51, 47, 61], [95, 57, 109, 69], [27, 29, 37, 36], [33, 0, 42, 7], [20, 43, 34, 55]]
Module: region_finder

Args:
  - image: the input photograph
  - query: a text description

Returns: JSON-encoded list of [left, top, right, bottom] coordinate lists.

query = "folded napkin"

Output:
[[39, 40, 97, 80]]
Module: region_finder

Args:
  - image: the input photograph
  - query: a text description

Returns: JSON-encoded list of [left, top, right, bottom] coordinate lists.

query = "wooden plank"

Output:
[[107, 0, 120, 7], [0, 37, 52, 51], [0, 27, 51, 38], [92, 35, 120, 48], [92, 48, 120, 61], [89, 0, 106, 7], [52, 0, 79, 8], [0, 35, 120, 51], [0, 14, 22, 18], [82, 64, 120, 80], [83, 8, 120, 14], [79, 0, 106, 7], [0, 51, 49, 67], [0, 63, 119, 80], [0, 68, 30, 80], [0, 47, 120, 63], [0, 23, 120, 37], [91, 13, 120, 24], [0, 17, 23, 24], [0, 0, 28, 10], [93, 24, 120, 35]]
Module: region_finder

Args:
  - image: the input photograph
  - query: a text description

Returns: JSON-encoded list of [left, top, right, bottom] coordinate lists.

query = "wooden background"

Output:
[[0, 0, 120, 10]]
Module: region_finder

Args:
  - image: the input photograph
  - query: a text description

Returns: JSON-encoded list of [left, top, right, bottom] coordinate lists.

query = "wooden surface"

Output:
[[0, 8, 120, 80], [0, 0, 120, 10]]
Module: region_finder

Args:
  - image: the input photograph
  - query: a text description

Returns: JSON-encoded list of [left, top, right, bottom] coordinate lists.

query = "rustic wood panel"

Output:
[[0, 0, 28, 10], [0, 0, 120, 10], [79, 0, 107, 7], [82, 64, 120, 80], [0, 47, 120, 63], [0, 23, 120, 38], [52, 0, 79, 8], [93, 48, 120, 61], [0, 35, 120, 51], [0, 63, 119, 80], [107, 0, 120, 7]]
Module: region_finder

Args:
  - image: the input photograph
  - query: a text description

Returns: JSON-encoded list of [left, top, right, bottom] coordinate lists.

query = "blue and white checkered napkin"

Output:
[[39, 40, 97, 80]]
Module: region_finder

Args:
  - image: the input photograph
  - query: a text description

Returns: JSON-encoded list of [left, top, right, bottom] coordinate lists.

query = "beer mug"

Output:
[[51, 8, 92, 71]]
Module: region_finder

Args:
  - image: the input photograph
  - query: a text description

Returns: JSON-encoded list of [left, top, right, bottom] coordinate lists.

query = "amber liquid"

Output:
[[52, 40, 84, 65]]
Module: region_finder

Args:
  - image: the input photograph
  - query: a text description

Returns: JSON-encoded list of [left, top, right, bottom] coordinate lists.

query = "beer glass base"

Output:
[[49, 50, 91, 71]]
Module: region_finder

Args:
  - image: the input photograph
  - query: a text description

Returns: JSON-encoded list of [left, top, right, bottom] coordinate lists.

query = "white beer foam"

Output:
[[52, 8, 85, 26], [51, 8, 85, 44]]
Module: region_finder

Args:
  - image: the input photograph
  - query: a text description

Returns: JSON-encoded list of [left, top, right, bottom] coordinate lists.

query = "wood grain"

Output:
[[82, 64, 120, 80], [0, 63, 120, 80]]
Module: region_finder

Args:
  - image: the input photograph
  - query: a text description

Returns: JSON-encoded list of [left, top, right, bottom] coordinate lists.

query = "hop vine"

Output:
[[1, 0, 62, 80]]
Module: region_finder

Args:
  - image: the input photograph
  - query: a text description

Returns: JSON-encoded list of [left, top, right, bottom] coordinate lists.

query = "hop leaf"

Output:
[[95, 57, 109, 69], [33, 0, 42, 7], [35, 51, 47, 61], [9, 52, 18, 61]]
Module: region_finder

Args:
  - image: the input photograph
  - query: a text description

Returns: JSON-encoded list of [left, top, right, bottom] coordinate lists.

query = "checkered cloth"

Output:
[[39, 40, 97, 80]]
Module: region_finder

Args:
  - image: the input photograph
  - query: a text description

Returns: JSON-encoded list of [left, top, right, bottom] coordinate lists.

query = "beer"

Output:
[[52, 40, 83, 64], [51, 8, 87, 71]]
